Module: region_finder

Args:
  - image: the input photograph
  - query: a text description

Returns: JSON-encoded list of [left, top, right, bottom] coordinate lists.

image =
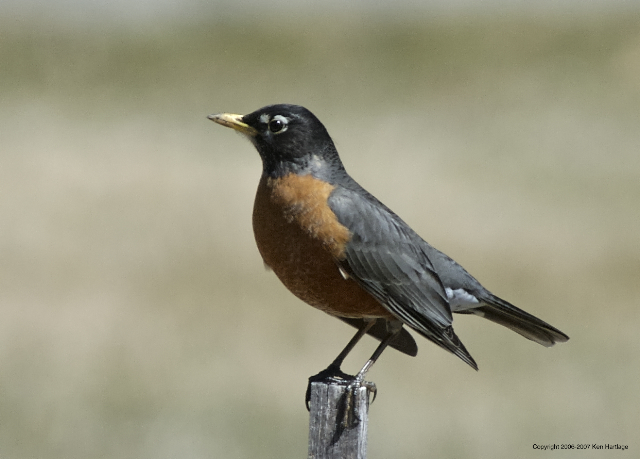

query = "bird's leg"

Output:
[[340, 324, 402, 429], [326, 319, 376, 377], [305, 319, 375, 410]]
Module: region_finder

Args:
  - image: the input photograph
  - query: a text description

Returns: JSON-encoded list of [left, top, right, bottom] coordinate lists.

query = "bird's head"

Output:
[[208, 104, 344, 178]]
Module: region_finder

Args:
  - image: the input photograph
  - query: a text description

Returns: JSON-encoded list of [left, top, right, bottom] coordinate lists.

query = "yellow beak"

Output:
[[207, 113, 258, 137]]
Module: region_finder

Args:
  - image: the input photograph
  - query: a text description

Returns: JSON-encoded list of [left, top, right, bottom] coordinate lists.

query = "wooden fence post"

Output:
[[307, 378, 370, 459]]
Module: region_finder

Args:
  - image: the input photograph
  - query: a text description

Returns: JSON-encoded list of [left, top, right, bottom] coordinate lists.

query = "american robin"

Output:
[[208, 104, 568, 401]]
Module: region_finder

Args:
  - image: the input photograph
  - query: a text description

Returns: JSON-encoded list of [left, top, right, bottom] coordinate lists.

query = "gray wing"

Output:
[[328, 186, 478, 370]]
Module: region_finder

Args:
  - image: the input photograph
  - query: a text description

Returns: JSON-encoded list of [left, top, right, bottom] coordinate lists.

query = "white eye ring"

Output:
[[268, 115, 289, 134]]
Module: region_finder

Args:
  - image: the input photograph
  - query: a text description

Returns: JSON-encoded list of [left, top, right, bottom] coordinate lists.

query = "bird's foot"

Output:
[[305, 363, 355, 410], [306, 365, 377, 434], [352, 378, 377, 406], [337, 376, 377, 431]]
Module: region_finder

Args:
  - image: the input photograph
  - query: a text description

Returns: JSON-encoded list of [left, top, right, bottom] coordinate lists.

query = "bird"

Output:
[[208, 104, 569, 405]]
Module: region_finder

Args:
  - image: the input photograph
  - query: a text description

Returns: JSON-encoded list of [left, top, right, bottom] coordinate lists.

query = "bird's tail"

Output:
[[466, 294, 569, 347]]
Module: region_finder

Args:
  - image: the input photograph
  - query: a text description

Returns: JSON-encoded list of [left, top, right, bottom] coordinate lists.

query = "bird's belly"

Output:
[[252, 174, 393, 319]]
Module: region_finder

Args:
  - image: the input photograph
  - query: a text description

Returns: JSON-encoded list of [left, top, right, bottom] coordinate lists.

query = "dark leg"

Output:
[[305, 319, 375, 410], [336, 325, 402, 434], [328, 319, 377, 374], [348, 326, 401, 404]]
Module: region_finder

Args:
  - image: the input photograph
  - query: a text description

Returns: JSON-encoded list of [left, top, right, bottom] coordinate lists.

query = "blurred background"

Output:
[[2, 1, 639, 458]]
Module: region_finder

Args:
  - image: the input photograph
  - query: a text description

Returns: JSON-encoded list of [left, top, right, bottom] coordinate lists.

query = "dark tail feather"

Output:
[[469, 294, 569, 347]]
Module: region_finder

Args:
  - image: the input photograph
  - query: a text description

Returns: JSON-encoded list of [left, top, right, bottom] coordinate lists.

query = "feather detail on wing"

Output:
[[329, 185, 478, 370]]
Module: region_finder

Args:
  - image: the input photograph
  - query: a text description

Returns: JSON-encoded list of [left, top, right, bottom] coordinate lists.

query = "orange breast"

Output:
[[252, 173, 394, 319]]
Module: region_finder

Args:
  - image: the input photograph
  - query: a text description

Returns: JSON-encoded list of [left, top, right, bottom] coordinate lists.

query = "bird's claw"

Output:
[[305, 364, 356, 411], [364, 380, 377, 405], [336, 378, 377, 432], [306, 365, 378, 438]]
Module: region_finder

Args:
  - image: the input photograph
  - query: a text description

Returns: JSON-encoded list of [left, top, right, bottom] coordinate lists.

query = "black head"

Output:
[[209, 104, 345, 179]]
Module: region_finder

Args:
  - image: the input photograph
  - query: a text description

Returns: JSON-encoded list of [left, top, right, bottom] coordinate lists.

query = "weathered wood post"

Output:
[[307, 378, 371, 459]]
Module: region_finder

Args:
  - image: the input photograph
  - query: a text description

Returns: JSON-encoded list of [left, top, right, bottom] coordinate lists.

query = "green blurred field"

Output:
[[1, 10, 639, 459]]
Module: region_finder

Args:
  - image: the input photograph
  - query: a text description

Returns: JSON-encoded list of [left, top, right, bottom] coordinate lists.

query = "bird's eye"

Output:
[[269, 119, 283, 132], [268, 115, 288, 134]]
